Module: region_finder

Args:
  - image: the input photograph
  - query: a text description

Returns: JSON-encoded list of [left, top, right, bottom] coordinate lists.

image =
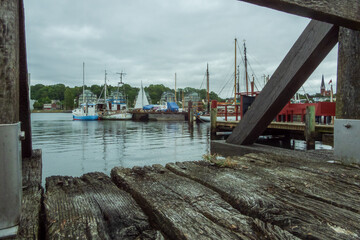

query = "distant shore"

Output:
[[32, 110, 72, 113]]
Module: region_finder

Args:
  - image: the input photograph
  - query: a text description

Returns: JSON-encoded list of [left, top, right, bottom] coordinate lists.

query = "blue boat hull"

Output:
[[73, 115, 99, 121]]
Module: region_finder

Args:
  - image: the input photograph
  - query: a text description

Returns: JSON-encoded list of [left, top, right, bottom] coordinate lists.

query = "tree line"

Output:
[[30, 84, 224, 110]]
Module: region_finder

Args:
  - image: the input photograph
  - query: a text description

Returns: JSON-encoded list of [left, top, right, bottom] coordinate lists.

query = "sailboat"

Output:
[[98, 71, 132, 120], [134, 81, 150, 109], [72, 63, 99, 121], [198, 39, 255, 122]]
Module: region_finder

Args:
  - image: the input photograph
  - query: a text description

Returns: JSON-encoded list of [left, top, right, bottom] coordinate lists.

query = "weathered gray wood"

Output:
[[238, 0, 360, 31], [0, 0, 19, 124], [6, 150, 43, 240], [111, 165, 298, 240], [336, 27, 360, 119], [166, 155, 360, 240], [227, 20, 338, 145], [305, 106, 315, 149], [18, 0, 32, 158], [44, 172, 162, 240]]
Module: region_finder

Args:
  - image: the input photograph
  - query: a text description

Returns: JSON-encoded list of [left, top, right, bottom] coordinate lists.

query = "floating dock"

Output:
[[9, 147, 360, 240]]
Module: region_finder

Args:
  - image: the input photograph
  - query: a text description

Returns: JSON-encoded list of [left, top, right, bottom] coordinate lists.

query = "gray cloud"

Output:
[[24, 0, 337, 98]]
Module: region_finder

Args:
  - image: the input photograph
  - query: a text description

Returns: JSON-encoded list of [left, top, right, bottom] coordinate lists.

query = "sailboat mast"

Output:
[[237, 65, 240, 94], [141, 81, 144, 107], [206, 63, 210, 112], [234, 38, 237, 104], [244, 41, 249, 95], [175, 73, 177, 103], [82, 62, 85, 105], [104, 70, 107, 109]]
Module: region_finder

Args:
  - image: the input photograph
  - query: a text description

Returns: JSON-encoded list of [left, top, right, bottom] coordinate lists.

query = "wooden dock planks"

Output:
[[44, 172, 163, 240], [166, 154, 360, 240], [111, 165, 298, 240]]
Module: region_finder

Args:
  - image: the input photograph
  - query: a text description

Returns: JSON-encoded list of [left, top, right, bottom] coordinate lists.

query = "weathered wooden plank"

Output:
[[238, 0, 360, 31], [166, 155, 360, 240], [6, 150, 43, 240], [226, 20, 338, 145], [18, 0, 32, 158], [44, 172, 162, 240], [111, 165, 298, 240], [0, 0, 19, 124], [336, 27, 360, 119]]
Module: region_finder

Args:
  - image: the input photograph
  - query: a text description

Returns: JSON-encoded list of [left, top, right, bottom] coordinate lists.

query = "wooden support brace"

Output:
[[19, 0, 32, 158], [238, 0, 360, 31], [227, 20, 338, 145]]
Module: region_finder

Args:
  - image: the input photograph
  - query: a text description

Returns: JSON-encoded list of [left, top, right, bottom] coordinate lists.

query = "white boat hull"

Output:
[[99, 112, 132, 120]]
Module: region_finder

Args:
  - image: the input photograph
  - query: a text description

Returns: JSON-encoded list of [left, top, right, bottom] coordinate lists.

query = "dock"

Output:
[[9, 146, 360, 240], [216, 121, 333, 141]]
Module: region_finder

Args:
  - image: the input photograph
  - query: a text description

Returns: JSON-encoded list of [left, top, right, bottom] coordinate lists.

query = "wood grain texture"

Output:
[[0, 0, 19, 124], [44, 172, 163, 240], [336, 27, 360, 119], [238, 0, 360, 31], [166, 154, 360, 240], [6, 150, 43, 240], [226, 20, 338, 145], [111, 165, 298, 240]]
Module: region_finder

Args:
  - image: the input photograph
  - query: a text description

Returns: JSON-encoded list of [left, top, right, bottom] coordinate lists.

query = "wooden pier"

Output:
[[216, 121, 333, 141], [8, 146, 360, 240]]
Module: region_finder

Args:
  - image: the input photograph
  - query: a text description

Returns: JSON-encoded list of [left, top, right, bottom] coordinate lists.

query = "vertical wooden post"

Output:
[[19, 0, 32, 158], [0, 1, 20, 124], [211, 100, 218, 136], [188, 101, 193, 127], [334, 27, 360, 163], [305, 106, 315, 150]]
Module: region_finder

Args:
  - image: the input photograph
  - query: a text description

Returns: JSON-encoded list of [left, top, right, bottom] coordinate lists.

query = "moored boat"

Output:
[[73, 103, 99, 120], [72, 63, 99, 121], [98, 71, 132, 120]]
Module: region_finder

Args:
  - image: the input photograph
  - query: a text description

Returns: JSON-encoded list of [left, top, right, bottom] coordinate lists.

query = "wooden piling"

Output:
[[336, 27, 360, 120], [188, 100, 193, 127], [305, 106, 315, 150], [210, 100, 217, 136], [0, 0, 20, 124]]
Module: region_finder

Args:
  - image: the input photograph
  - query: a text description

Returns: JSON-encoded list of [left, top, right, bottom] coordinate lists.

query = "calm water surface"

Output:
[[31, 113, 210, 183]]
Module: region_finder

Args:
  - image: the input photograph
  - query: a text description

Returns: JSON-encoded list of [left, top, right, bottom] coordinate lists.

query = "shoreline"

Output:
[[32, 110, 72, 113]]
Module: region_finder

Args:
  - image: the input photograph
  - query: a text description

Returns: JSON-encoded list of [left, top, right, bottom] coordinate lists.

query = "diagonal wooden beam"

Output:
[[238, 0, 360, 31], [226, 20, 338, 145]]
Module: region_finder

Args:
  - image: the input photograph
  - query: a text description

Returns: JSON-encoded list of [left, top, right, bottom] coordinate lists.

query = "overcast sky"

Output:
[[24, 0, 338, 97]]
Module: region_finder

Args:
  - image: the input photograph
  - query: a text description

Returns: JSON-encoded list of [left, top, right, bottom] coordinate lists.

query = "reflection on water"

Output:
[[31, 113, 210, 184]]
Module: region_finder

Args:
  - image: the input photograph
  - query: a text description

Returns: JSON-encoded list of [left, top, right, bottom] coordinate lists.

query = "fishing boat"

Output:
[[72, 63, 99, 121], [98, 71, 132, 120]]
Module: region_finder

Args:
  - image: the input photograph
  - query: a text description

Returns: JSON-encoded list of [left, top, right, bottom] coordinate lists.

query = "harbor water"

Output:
[[31, 113, 210, 184], [32, 113, 332, 184]]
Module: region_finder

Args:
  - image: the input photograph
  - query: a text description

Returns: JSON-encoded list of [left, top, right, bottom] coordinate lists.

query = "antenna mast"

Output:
[[82, 62, 85, 105], [116, 71, 126, 99]]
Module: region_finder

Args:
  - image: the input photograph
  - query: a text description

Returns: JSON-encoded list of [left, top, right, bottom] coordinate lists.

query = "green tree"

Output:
[[64, 88, 75, 110], [145, 84, 172, 104]]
